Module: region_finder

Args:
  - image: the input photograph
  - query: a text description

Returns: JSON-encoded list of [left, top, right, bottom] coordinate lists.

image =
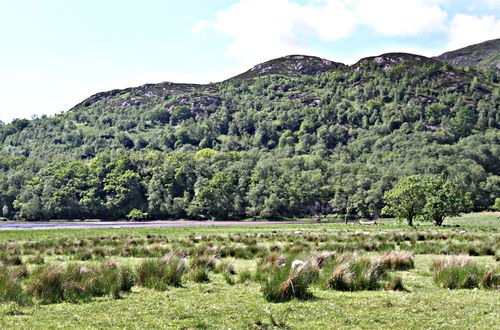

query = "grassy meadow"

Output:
[[0, 214, 499, 329]]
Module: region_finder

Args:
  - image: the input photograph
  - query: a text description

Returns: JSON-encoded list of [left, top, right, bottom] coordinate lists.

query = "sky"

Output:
[[0, 0, 499, 123]]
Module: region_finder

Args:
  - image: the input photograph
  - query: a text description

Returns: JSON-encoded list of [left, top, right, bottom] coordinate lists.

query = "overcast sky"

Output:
[[0, 0, 499, 123]]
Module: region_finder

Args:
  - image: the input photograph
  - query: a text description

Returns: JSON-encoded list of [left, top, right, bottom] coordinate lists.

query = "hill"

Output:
[[0, 48, 498, 221], [434, 38, 500, 72]]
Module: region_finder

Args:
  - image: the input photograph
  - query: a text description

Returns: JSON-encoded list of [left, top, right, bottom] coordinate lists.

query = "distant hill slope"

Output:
[[434, 38, 500, 71], [0, 42, 498, 221], [228, 54, 345, 80]]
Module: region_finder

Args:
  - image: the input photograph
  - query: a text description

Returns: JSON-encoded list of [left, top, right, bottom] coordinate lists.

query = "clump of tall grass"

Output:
[[26, 261, 134, 303], [189, 255, 217, 283], [238, 269, 253, 283], [261, 260, 319, 303], [481, 267, 500, 289], [384, 275, 407, 291], [0, 252, 22, 266], [378, 251, 415, 271], [26, 265, 65, 303], [431, 256, 499, 289], [258, 253, 286, 272], [214, 260, 235, 275], [326, 256, 386, 291], [25, 254, 45, 265], [0, 266, 30, 306], [137, 254, 187, 290]]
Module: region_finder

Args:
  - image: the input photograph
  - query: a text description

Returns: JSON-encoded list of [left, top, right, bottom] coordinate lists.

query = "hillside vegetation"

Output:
[[434, 38, 500, 72], [0, 48, 499, 221]]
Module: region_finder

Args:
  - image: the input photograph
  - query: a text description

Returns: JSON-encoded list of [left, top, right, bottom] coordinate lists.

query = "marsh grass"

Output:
[[326, 256, 386, 291], [384, 275, 407, 291], [190, 267, 210, 283], [0, 253, 22, 266], [238, 269, 253, 283], [378, 251, 415, 271], [431, 256, 499, 289], [26, 262, 135, 303], [0, 266, 30, 306], [261, 260, 319, 303], [137, 255, 187, 290], [25, 254, 44, 265]]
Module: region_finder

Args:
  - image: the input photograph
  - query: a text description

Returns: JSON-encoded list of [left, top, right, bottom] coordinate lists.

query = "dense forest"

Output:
[[0, 50, 499, 221]]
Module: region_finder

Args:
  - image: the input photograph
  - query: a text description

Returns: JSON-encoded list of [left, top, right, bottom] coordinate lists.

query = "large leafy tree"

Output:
[[422, 176, 471, 226], [382, 175, 430, 226]]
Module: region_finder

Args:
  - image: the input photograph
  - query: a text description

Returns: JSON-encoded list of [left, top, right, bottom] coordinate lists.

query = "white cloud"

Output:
[[482, 0, 500, 9], [445, 14, 500, 50], [193, 0, 356, 65], [355, 0, 448, 36], [193, 0, 451, 64]]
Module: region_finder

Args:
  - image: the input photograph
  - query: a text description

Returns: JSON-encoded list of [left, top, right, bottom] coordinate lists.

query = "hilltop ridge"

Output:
[[434, 38, 500, 71]]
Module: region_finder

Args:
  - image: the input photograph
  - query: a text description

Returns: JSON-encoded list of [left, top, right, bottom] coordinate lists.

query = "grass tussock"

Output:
[[26, 262, 134, 303], [378, 251, 415, 271], [384, 275, 407, 291], [261, 260, 319, 303], [431, 256, 499, 290], [326, 256, 386, 291], [0, 266, 30, 306], [137, 255, 187, 290]]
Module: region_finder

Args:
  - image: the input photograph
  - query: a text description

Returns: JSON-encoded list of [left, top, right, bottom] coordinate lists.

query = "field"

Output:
[[0, 214, 499, 329]]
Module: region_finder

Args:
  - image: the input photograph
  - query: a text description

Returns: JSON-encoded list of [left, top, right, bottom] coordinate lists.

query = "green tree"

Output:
[[492, 198, 500, 211], [422, 176, 471, 226], [127, 208, 148, 221], [189, 172, 236, 219], [452, 106, 475, 138], [382, 175, 430, 226]]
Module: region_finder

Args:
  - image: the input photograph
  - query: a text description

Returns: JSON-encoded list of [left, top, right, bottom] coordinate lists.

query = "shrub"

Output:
[[378, 251, 414, 271], [0, 266, 30, 306], [126, 209, 148, 221], [137, 255, 187, 290], [326, 257, 386, 291], [261, 261, 319, 303]]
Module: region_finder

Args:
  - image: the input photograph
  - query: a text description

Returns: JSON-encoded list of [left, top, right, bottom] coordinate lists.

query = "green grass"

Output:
[[0, 213, 498, 328], [0, 259, 498, 328]]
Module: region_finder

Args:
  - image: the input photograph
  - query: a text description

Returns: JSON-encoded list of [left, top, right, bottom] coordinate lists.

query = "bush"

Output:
[[378, 251, 414, 271], [0, 266, 30, 306], [137, 255, 187, 290], [326, 256, 386, 291], [127, 209, 148, 221], [261, 261, 319, 303]]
